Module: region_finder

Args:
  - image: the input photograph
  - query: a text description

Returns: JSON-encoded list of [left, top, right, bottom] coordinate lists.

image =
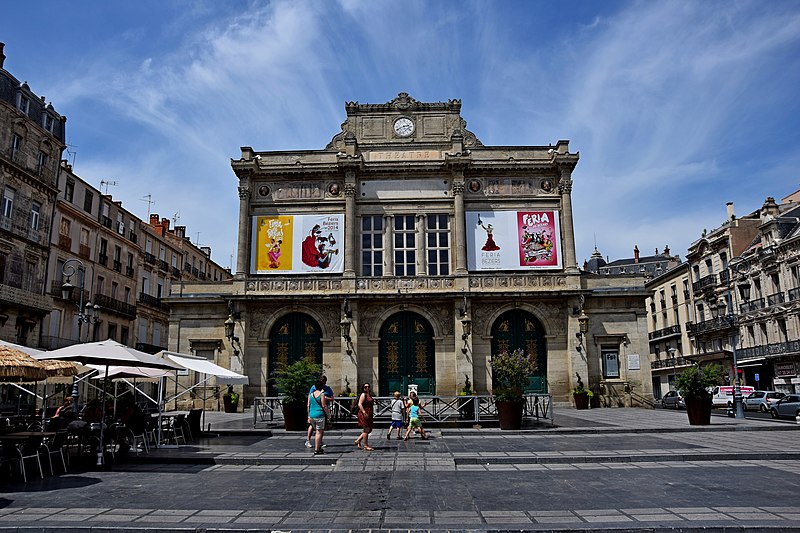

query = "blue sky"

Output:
[[2, 0, 799, 269]]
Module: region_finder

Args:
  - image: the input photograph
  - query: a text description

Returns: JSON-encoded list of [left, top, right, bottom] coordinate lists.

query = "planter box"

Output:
[[497, 400, 523, 430], [685, 396, 712, 425], [573, 392, 590, 410]]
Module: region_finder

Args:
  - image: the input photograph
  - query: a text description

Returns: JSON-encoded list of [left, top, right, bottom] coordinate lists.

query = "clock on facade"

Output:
[[393, 117, 415, 137]]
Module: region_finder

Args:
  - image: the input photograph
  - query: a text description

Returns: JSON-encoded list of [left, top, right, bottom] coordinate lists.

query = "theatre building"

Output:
[[167, 93, 651, 407]]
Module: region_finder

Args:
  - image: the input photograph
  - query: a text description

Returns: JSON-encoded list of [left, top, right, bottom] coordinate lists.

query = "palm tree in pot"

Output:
[[674, 363, 724, 425], [490, 348, 538, 430]]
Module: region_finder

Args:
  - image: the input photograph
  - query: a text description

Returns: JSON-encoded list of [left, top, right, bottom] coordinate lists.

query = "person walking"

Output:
[[305, 375, 334, 448], [354, 382, 375, 451], [403, 391, 428, 441], [307, 376, 330, 455], [386, 391, 405, 440]]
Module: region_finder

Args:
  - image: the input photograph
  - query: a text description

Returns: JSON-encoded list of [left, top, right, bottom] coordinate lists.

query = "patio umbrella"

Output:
[[0, 345, 48, 382], [36, 339, 182, 465]]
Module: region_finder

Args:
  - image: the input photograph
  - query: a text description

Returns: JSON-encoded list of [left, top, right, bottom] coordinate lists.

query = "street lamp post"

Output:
[[61, 258, 99, 411]]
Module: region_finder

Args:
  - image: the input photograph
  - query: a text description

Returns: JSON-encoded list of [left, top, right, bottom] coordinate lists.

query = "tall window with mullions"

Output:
[[426, 214, 450, 276], [361, 215, 383, 276], [394, 215, 416, 276]]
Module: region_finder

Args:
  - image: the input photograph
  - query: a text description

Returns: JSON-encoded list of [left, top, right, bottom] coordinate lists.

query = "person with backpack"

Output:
[[307, 376, 330, 455], [305, 375, 334, 449]]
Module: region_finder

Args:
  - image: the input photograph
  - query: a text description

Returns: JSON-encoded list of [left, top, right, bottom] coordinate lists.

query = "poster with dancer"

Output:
[[466, 210, 561, 270], [251, 214, 344, 274]]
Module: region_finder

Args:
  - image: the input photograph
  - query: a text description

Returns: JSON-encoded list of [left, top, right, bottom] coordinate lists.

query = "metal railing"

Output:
[[252, 394, 553, 428], [692, 274, 717, 293]]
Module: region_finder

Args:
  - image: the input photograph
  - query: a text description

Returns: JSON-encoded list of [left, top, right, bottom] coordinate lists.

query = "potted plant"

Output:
[[458, 374, 475, 420], [674, 363, 723, 425], [273, 358, 323, 431], [572, 373, 594, 410], [222, 385, 240, 413], [490, 348, 538, 430]]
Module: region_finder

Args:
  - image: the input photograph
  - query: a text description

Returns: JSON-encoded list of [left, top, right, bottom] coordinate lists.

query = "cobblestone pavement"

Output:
[[1, 407, 800, 532]]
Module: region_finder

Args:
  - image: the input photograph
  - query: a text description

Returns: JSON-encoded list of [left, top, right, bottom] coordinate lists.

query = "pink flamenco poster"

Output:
[[516, 211, 560, 268]]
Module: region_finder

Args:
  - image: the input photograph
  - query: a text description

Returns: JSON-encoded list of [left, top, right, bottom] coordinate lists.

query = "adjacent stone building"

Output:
[[168, 93, 652, 408], [0, 43, 66, 346]]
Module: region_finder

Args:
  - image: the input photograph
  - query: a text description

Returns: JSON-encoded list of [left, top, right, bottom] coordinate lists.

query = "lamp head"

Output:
[[737, 279, 751, 302], [61, 281, 74, 301], [340, 314, 352, 342], [460, 312, 472, 340], [578, 311, 589, 334], [224, 314, 235, 341]]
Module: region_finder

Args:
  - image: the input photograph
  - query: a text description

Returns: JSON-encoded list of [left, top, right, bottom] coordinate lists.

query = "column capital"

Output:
[[238, 185, 250, 201]]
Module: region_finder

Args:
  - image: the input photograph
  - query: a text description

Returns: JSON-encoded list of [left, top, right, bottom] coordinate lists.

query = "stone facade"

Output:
[[167, 93, 653, 408]]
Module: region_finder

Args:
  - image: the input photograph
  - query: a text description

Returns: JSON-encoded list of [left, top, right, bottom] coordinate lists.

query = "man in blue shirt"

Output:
[[306, 375, 334, 448]]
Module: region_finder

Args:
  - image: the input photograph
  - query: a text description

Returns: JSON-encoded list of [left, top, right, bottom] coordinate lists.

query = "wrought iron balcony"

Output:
[[686, 314, 735, 336], [144, 252, 157, 265], [112, 260, 122, 272], [648, 324, 682, 340], [789, 287, 800, 302], [767, 292, 785, 307], [692, 274, 717, 293], [94, 293, 136, 317], [738, 340, 800, 362], [138, 292, 168, 311], [171, 266, 180, 278], [740, 298, 766, 314], [651, 356, 694, 370], [128, 231, 138, 244], [158, 260, 169, 272]]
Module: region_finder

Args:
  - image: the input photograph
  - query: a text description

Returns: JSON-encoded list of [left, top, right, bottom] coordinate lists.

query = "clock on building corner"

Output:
[[393, 117, 415, 137]]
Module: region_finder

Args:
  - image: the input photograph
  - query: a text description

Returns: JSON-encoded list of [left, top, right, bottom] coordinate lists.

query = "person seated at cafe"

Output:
[[81, 399, 103, 423], [55, 397, 76, 419]]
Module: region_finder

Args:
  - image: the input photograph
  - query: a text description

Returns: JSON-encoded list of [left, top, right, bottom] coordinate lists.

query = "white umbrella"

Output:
[[37, 339, 182, 465]]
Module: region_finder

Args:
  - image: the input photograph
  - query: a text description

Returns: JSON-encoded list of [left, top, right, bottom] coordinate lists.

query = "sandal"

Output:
[[364, 446, 375, 451], [354, 440, 362, 449]]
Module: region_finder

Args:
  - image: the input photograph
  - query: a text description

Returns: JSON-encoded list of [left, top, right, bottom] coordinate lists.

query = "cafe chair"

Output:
[[17, 436, 44, 482], [41, 432, 68, 475]]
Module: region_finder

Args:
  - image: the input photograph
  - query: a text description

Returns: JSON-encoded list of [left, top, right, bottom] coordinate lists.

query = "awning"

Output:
[[157, 351, 249, 385]]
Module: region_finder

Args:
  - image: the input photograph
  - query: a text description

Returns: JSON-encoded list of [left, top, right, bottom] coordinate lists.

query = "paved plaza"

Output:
[[2, 408, 800, 532]]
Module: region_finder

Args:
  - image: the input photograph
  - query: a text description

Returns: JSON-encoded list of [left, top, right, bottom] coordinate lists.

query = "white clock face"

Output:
[[394, 117, 414, 137]]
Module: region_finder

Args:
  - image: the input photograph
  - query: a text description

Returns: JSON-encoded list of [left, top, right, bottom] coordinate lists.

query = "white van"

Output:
[[710, 385, 756, 407]]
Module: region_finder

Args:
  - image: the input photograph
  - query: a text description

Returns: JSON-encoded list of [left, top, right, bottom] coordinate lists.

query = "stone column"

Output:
[[558, 170, 579, 273], [452, 176, 467, 274], [236, 182, 250, 278], [343, 171, 357, 278], [416, 214, 426, 275], [384, 215, 394, 276]]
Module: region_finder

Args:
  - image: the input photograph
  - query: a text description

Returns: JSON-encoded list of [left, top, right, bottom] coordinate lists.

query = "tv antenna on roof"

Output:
[[173, 211, 180, 226], [141, 194, 155, 217], [100, 180, 118, 195]]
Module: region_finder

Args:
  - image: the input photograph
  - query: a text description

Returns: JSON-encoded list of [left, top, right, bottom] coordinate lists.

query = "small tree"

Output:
[[273, 358, 323, 406], [490, 348, 538, 402], [674, 363, 724, 400]]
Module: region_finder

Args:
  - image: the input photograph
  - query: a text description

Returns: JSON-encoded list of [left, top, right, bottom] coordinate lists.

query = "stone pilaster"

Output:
[[236, 182, 250, 278], [558, 170, 579, 274], [343, 171, 357, 278], [452, 176, 467, 274]]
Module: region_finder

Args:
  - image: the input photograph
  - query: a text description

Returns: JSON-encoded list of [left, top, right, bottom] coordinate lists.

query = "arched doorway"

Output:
[[379, 311, 435, 396], [268, 312, 322, 395], [490, 309, 547, 393]]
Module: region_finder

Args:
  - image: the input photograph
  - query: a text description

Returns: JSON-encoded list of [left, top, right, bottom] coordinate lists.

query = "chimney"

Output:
[[161, 217, 170, 231], [0, 43, 6, 69], [149, 214, 159, 226], [663, 245, 670, 256], [633, 245, 640, 263], [726, 202, 735, 221]]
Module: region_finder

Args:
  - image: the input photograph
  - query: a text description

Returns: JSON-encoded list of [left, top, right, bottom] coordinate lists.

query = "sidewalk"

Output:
[[1, 406, 799, 532]]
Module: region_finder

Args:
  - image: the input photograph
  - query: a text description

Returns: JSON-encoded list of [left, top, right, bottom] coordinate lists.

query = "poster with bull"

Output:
[[251, 214, 344, 274], [466, 210, 562, 271]]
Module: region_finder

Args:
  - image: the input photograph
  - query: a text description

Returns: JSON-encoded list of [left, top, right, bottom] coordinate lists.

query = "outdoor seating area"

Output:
[[0, 339, 244, 483]]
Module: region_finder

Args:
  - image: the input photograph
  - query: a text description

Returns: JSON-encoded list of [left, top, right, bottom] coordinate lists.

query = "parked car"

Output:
[[769, 394, 800, 420], [710, 385, 756, 407], [661, 390, 685, 409], [743, 390, 786, 412]]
